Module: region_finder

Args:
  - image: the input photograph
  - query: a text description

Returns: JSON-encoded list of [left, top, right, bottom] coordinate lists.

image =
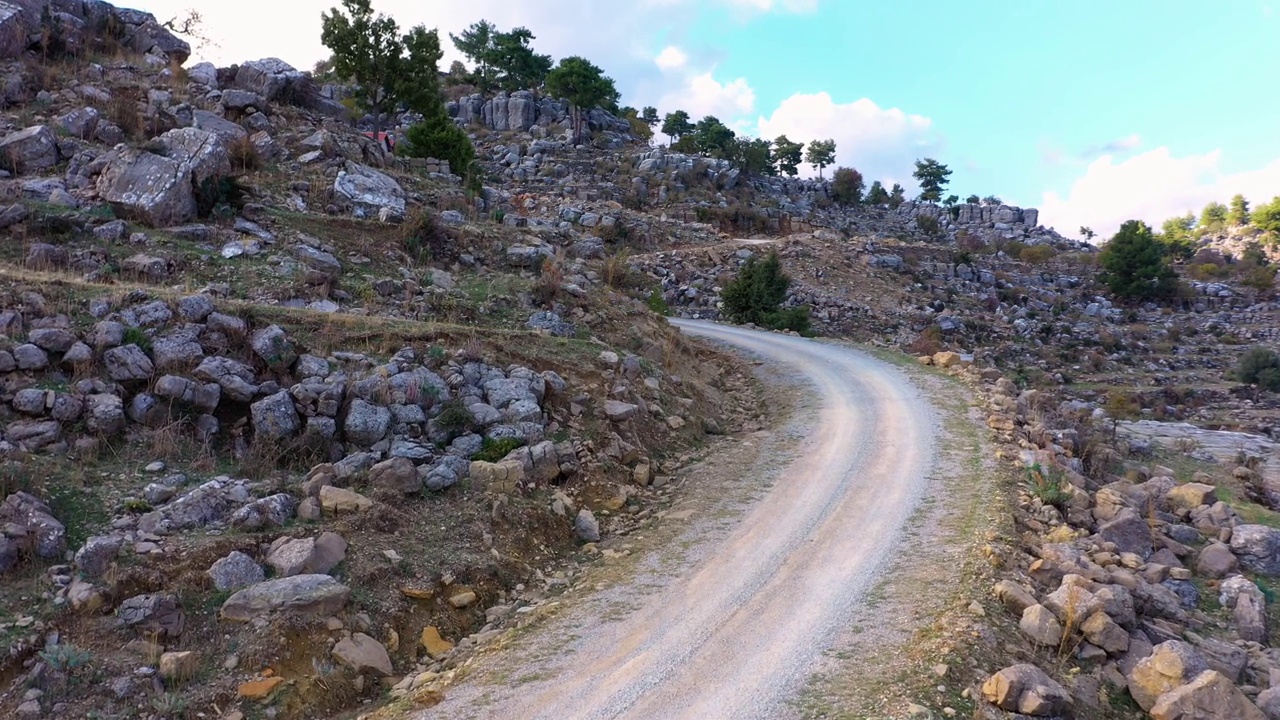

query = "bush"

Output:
[[401, 111, 476, 180], [228, 135, 261, 173], [194, 175, 249, 219], [762, 306, 811, 334], [1237, 347, 1280, 391], [401, 208, 453, 263], [474, 437, 524, 463], [1019, 245, 1056, 264], [646, 288, 670, 316], [721, 251, 810, 333], [1099, 220, 1178, 300], [1023, 463, 1072, 509], [830, 167, 864, 205], [916, 214, 940, 237]]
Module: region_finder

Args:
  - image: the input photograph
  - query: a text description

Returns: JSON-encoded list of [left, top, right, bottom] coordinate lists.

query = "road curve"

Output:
[[420, 320, 937, 720]]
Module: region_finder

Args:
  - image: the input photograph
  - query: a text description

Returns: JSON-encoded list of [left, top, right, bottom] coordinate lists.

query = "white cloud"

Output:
[[1041, 147, 1280, 238], [1077, 133, 1142, 161], [654, 46, 689, 72], [660, 72, 756, 122], [754, 92, 939, 183], [722, 0, 819, 11]]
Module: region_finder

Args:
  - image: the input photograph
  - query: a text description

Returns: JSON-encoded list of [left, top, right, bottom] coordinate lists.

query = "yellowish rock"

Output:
[[420, 627, 454, 659], [237, 676, 284, 700], [320, 486, 373, 513], [158, 651, 199, 682], [448, 590, 477, 608]]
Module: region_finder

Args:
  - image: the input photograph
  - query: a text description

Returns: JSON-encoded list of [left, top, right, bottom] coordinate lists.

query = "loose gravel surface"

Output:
[[415, 321, 940, 720]]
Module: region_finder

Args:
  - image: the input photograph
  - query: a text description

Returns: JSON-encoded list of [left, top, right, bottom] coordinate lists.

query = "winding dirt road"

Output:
[[417, 320, 938, 720]]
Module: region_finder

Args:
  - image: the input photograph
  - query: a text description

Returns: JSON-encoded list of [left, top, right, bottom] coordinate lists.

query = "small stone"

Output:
[[448, 590, 477, 608]]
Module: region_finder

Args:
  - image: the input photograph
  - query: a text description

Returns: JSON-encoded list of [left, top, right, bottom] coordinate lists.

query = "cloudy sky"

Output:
[[136, 0, 1280, 239]]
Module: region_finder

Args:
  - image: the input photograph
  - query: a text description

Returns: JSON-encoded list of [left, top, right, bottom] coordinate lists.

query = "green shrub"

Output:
[[195, 175, 249, 219], [122, 326, 152, 353], [401, 110, 476, 180], [916, 214, 941, 237], [1236, 347, 1280, 391], [1023, 463, 1072, 509], [721, 251, 812, 333], [435, 400, 475, 435], [474, 437, 524, 463], [762, 306, 811, 334], [1099, 220, 1179, 300], [646, 288, 670, 316]]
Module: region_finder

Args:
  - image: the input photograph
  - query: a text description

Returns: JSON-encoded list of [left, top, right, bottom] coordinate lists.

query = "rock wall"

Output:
[[446, 91, 632, 139], [0, 0, 190, 64]]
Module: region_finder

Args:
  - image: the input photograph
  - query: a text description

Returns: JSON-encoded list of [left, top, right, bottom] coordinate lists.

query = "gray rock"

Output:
[[575, 509, 600, 542], [0, 126, 58, 173], [250, 325, 296, 369], [157, 127, 230, 186], [117, 593, 184, 638], [177, 294, 215, 321], [207, 551, 264, 591], [12, 388, 46, 415], [0, 492, 66, 558], [251, 390, 301, 438], [86, 394, 126, 435], [103, 344, 154, 382], [368, 457, 419, 495], [13, 343, 48, 370], [604, 400, 639, 423], [293, 245, 341, 284], [193, 356, 258, 402], [58, 107, 101, 139], [334, 161, 404, 220], [191, 109, 247, 144], [219, 574, 350, 621], [96, 148, 196, 227], [74, 535, 123, 578], [28, 328, 75, 353], [1098, 508, 1152, 559], [1230, 524, 1280, 575], [229, 493, 296, 530], [6, 420, 61, 451], [344, 399, 391, 447]]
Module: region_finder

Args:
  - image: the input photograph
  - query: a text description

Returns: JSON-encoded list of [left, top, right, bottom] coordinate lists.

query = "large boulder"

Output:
[[1098, 507, 1153, 559], [344, 399, 391, 447], [192, 109, 248, 144], [250, 390, 301, 439], [981, 664, 1073, 717], [333, 161, 405, 221], [1230, 524, 1280, 575], [207, 551, 265, 591], [96, 148, 196, 227], [219, 575, 350, 621], [233, 58, 305, 102], [1129, 641, 1209, 711], [332, 632, 393, 676], [1149, 670, 1265, 720], [0, 125, 58, 173], [0, 492, 66, 559], [157, 127, 231, 185], [265, 532, 347, 578]]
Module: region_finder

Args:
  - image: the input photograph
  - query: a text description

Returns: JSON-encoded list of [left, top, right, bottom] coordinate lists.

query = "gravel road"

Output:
[[417, 320, 938, 720]]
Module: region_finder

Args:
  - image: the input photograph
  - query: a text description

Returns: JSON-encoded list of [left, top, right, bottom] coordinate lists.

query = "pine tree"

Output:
[[1099, 220, 1179, 299], [545, 56, 618, 144], [772, 135, 804, 177], [1229, 194, 1251, 226], [661, 110, 694, 145], [865, 181, 889, 205], [912, 158, 952, 202], [721, 252, 809, 332], [804, 139, 836, 178], [830, 167, 864, 205]]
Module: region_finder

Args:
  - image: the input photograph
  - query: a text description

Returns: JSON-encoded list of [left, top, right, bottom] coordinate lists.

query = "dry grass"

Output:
[[227, 135, 261, 174]]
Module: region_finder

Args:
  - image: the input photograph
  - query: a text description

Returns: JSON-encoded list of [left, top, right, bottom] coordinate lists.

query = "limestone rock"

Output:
[[1129, 640, 1209, 711], [319, 486, 373, 513], [1149, 670, 1265, 720], [332, 632, 393, 676], [96, 148, 196, 227], [207, 551, 265, 591], [334, 161, 405, 220], [251, 390, 300, 439], [575, 509, 600, 542], [1019, 604, 1064, 647], [1230, 524, 1280, 576], [265, 532, 346, 577], [981, 664, 1073, 717], [0, 126, 59, 173], [219, 575, 350, 621]]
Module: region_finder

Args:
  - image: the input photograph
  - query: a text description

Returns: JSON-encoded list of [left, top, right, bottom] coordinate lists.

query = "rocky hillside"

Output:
[[0, 2, 1279, 719]]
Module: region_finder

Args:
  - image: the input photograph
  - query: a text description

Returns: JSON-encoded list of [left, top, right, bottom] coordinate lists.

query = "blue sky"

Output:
[[140, 0, 1280, 237]]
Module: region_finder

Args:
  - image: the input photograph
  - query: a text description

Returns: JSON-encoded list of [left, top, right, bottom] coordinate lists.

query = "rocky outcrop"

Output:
[[0, 1, 190, 63], [333, 161, 405, 221]]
